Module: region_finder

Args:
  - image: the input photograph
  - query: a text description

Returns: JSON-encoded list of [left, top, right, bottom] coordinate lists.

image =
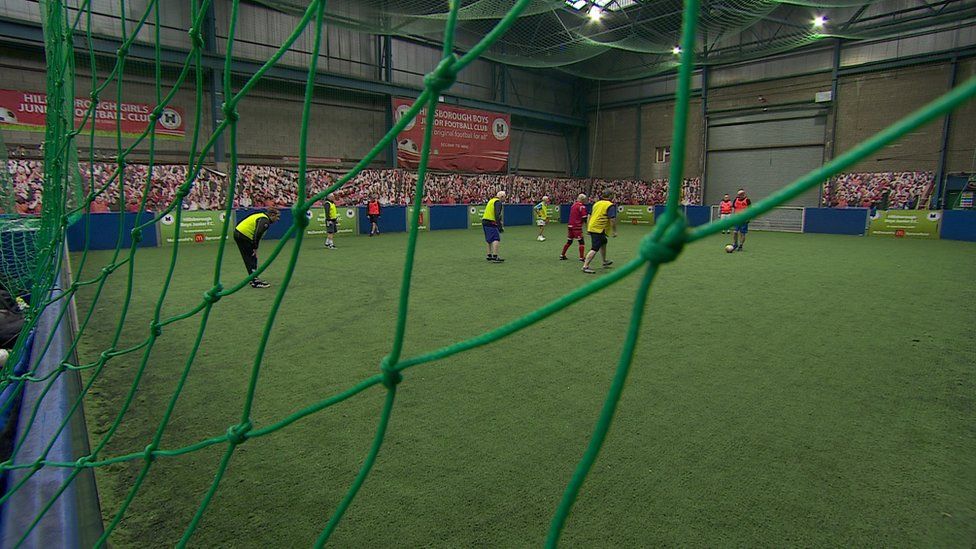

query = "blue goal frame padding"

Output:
[[359, 206, 406, 234], [802, 208, 868, 236], [652, 205, 710, 227], [503, 204, 533, 226], [430, 205, 468, 230], [66, 212, 158, 251], [940, 210, 976, 242]]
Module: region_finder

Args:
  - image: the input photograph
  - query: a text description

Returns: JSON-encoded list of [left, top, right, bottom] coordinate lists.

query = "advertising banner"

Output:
[[304, 207, 358, 237], [392, 97, 510, 173], [0, 89, 185, 139], [160, 211, 231, 245], [406, 205, 429, 231], [868, 210, 941, 239], [468, 204, 488, 228], [617, 205, 655, 225]]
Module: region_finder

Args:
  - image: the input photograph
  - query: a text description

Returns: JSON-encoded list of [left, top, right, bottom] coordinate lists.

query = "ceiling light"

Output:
[[813, 15, 827, 27], [588, 6, 604, 20], [672, 45, 682, 55]]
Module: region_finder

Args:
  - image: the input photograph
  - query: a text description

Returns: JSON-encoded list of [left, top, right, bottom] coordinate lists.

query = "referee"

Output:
[[234, 208, 279, 288]]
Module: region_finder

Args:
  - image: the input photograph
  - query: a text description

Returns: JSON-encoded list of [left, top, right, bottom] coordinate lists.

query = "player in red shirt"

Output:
[[731, 188, 751, 251], [718, 194, 733, 234], [561, 193, 588, 261], [367, 196, 381, 236]]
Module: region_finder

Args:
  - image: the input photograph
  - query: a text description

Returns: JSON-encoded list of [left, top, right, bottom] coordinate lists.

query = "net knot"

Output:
[[221, 102, 239, 122], [203, 284, 223, 304], [188, 27, 204, 49], [423, 55, 459, 92], [130, 227, 143, 243], [175, 186, 189, 200], [89, 90, 99, 102], [149, 321, 162, 337], [226, 420, 252, 445], [149, 107, 162, 122], [75, 455, 93, 468], [117, 43, 129, 58], [380, 356, 402, 390], [143, 443, 158, 462], [100, 349, 114, 362], [292, 205, 309, 228], [638, 211, 688, 265]]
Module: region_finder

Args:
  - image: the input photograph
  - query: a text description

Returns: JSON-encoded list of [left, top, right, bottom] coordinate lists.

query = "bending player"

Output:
[[581, 190, 616, 274], [482, 191, 505, 262], [560, 193, 587, 261], [234, 208, 280, 288], [533, 195, 550, 241], [323, 194, 339, 249], [731, 188, 751, 251]]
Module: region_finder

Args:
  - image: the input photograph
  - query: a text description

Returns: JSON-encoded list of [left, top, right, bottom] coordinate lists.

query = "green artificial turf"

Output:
[[70, 225, 975, 547]]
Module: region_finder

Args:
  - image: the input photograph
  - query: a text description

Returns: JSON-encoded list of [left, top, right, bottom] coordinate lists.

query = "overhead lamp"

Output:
[[813, 15, 827, 27], [588, 5, 604, 20], [672, 45, 682, 55]]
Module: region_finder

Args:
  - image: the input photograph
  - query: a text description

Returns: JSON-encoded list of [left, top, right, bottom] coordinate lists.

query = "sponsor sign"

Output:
[[392, 98, 510, 173], [304, 206, 358, 236], [868, 210, 941, 239], [0, 89, 185, 138], [407, 205, 429, 231], [159, 210, 231, 245], [617, 205, 655, 225]]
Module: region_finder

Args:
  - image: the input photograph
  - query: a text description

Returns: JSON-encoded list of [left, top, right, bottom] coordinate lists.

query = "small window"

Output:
[[655, 146, 670, 164]]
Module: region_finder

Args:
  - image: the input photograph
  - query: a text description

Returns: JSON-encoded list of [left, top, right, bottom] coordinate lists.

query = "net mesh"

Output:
[[0, 0, 974, 546], [251, 0, 976, 80], [0, 218, 41, 299]]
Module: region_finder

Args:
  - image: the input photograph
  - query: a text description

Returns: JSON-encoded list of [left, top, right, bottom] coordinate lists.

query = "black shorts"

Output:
[[589, 231, 608, 251], [368, 214, 379, 223], [327, 220, 338, 234]]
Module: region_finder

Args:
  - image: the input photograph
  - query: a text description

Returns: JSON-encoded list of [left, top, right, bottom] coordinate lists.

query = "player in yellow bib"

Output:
[[234, 208, 280, 288], [582, 190, 617, 274], [323, 194, 339, 249], [481, 191, 505, 262], [533, 195, 550, 241]]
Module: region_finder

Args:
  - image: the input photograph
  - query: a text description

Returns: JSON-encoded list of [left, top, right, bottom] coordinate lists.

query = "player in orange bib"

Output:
[[718, 194, 733, 234], [731, 188, 751, 251]]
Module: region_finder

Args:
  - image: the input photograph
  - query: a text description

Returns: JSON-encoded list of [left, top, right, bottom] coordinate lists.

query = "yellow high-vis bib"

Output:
[[483, 198, 499, 222], [235, 213, 268, 239], [587, 200, 613, 234]]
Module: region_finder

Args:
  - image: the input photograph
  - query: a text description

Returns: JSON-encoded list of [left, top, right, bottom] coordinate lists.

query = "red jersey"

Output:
[[367, 201, 380, 215], [568, 202, 588, 227], [719, 200, 733, 214], [733, 197, 750, 212]]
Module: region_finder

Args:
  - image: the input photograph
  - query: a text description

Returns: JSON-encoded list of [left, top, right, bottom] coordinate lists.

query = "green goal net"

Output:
[[1, 0, 975, 546]]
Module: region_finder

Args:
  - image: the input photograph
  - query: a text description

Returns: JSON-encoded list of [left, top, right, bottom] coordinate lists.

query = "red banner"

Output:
[[392, 97, 510, 173], [0, 89, 185, 139]]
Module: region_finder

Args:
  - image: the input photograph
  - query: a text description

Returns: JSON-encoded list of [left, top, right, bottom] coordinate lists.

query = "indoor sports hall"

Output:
[[0, 0, 974, 546]]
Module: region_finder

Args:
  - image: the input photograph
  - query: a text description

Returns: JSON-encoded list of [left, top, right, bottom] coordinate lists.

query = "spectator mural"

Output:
[[822, 171, 934, 209], [3, 159, 703, 213]]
